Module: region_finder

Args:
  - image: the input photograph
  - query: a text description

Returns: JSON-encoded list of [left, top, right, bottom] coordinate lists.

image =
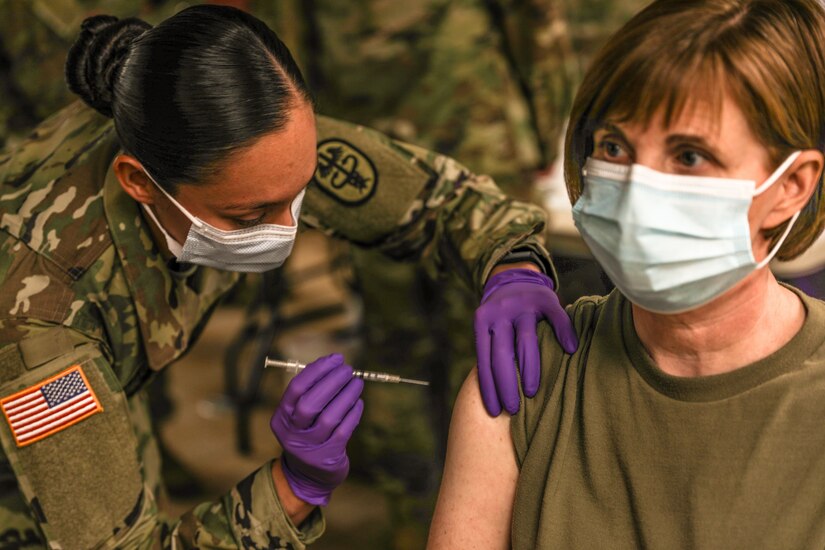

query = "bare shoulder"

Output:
[[427, 370, 518, 550], [454, 370, 510, 442]]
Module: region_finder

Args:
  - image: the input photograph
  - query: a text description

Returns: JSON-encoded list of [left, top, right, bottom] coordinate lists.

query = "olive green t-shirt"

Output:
[[511, 287, 825, 549]]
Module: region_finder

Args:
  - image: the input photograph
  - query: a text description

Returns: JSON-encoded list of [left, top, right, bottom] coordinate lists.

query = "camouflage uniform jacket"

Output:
[[0, 102, 553, 549]]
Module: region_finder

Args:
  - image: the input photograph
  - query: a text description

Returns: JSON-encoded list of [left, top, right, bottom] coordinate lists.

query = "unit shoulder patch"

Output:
[[0, 365, 103, 447], [312, 138, 379, 206]]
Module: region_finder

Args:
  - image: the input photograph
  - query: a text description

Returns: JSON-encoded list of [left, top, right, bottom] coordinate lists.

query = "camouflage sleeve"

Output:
[[123, 460, 324, 550], [302, 115, 557, 294], [0, 324, 323, 550], [488, 0, 579, 168]]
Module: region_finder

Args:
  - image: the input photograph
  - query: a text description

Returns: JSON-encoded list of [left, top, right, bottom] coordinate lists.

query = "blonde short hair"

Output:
[[564, 0, 825, 260]]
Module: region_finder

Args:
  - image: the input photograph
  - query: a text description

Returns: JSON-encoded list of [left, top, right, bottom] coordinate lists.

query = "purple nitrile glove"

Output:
[[270, 353, 364, 506], [474, 268, 578, 416]]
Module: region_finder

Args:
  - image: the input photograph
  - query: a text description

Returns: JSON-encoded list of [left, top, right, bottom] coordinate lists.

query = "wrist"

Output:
[[278, 455, 335, 506], [272, 459, 316, 525], [490, 261, 542, 277], [494, 248, 547, 274]]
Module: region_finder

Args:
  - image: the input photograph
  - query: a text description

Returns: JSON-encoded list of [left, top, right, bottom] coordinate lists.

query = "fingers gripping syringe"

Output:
[[264, 358, 430, 386]]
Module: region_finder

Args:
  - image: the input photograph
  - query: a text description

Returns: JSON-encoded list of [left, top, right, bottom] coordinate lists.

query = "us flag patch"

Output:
[[1, 365, 103, 447]]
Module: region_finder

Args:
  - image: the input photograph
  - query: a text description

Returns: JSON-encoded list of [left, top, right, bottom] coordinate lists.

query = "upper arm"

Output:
[[302, 115, 436, 246], [306, 116, 552, 293], [0, 333, 147, 549], [428, 370, 518, 549]]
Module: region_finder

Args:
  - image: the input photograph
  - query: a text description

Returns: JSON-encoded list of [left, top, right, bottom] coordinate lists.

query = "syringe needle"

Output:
[[399, 377, 430, 386], [264, 357, 430, 386]]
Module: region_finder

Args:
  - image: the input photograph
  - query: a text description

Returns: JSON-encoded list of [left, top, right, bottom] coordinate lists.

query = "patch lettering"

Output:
[[312, 138, 378, 206], [1, 365, 103, 447]]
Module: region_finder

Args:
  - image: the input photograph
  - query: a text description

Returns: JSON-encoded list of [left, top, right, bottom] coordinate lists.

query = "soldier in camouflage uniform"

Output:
[[0, 5, 570, 548], [253, 2, 579, 546]]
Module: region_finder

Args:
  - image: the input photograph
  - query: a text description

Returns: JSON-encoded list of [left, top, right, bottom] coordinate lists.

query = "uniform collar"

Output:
[[103, 163, 239, 371]]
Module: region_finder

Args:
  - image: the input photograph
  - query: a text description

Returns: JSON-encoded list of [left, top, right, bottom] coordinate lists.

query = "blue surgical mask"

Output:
[[572, 152, 801, 314], [140, 169, 304, 273]]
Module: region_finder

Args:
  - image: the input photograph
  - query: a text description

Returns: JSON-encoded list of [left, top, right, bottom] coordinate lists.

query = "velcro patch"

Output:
[[305, 116, 436, 245], [314, 138, 379, 205], [0, 365, 103, 447]]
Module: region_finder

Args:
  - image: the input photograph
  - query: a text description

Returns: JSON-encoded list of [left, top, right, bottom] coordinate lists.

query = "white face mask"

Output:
[[140, 169, 305, 273], [572, 152, 801, 314]]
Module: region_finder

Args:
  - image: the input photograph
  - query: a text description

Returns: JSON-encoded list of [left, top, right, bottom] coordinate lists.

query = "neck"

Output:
[[632, 270, 805, 377], [140, 204, 177, 262]]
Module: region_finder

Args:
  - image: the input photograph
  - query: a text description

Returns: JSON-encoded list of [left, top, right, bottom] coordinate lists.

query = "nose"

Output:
[[632, 152, 668, 172]]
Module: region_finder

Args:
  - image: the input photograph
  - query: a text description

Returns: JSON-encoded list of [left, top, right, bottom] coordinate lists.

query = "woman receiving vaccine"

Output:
[[430, 0, 825, 547]]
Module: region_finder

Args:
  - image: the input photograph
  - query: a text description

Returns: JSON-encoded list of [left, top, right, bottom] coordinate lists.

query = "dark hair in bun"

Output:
[[65, 15, 152, 118], [64, 5, 313, 191]]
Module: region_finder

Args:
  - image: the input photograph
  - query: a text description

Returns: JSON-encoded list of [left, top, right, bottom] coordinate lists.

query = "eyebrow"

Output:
[[664, 134, 721, 154]]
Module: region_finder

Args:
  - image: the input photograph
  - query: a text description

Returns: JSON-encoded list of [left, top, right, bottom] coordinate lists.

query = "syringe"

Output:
[[264, 357, 430, 386]]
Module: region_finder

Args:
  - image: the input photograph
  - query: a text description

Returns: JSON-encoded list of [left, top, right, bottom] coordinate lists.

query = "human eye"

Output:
[[594, 136, 630, 162], [233, 214, 265, 228], [676, 149, 707, 168]]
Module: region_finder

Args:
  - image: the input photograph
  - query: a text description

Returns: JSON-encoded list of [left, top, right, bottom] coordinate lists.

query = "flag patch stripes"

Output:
[[1, 365, 103, 447]]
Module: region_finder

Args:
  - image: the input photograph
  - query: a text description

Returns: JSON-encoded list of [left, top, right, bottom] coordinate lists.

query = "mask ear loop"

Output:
[[753, 151, 802, 196], [753, 151, 803, 268], [135, 166, 189, 257], [140, 203, 184, 257], [141, 166, 204, 228], [757, 210, 800, 269]]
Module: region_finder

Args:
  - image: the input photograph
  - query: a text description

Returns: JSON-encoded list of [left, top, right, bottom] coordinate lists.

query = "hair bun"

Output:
[[65, 15, 152, 118]]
